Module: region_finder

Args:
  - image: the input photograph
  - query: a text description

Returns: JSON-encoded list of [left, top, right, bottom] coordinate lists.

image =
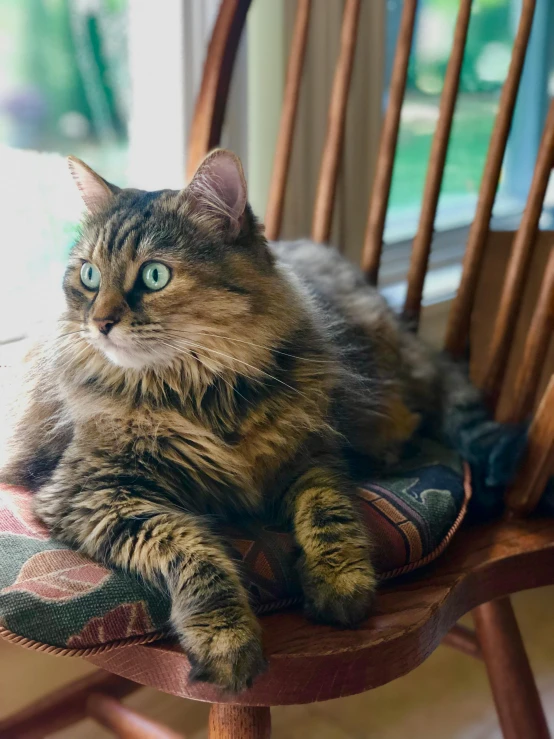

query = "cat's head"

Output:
[[63, 150, 283, 373]]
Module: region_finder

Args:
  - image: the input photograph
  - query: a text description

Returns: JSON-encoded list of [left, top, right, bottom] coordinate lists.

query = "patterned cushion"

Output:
[[0, 439, 470, 654]]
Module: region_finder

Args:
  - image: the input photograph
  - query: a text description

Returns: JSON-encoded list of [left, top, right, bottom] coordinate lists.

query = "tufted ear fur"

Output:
[[67, 156, 120, 214], [185, 149, 247, 238]]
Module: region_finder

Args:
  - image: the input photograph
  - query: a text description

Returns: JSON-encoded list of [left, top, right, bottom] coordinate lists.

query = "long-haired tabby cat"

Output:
[[1, 150, 522, 692]]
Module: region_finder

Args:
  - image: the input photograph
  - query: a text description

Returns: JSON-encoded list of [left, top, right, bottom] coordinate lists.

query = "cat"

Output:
[[1, 149, 523, 692]]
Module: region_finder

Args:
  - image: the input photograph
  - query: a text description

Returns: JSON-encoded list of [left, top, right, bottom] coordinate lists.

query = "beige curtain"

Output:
[[247, 0, 386, 263]]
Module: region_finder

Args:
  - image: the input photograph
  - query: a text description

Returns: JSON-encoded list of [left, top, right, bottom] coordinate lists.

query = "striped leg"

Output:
[[285, 465, 376, 626], [35, 453, 265, 693]]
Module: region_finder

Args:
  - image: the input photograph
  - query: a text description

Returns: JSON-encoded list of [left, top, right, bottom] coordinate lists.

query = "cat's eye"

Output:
[[80, 262, 101, 290], [141, 262, 171, 291]]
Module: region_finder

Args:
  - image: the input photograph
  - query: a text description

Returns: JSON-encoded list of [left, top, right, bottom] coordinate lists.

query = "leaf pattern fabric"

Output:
[[3, 550, 110, 601], [0, 438, 469, 651]]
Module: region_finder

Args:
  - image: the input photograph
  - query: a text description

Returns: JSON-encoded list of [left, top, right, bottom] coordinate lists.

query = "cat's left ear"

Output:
[[68, 156, 120, 214], [185, 149, 247, 238]]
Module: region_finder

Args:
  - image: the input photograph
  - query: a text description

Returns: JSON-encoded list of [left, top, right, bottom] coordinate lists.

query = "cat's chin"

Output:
[[102, 346, 152, 370], [88, 329, 174, 372], [98, 342, 170, 372]]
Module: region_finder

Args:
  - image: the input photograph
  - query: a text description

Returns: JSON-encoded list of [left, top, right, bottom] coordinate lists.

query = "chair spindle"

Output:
[[505, 375, 554, 515], [361, 0, 418, 285], [444, 0, 537, 358], [265, 0, 312, 241], [87, 694, 184, 739], [186, 0, 252, 180], [311, 0, 362, 244], [402, 0, 473, 327], [505, 245, 554, 425], [481, 98, 554, 413]]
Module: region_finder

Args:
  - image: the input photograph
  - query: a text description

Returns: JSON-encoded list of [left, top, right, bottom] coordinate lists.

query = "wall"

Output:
[[247, 0, 386, 261]]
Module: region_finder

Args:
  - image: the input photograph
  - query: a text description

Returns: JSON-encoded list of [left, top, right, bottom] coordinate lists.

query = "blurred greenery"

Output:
[[0, 0, 129, 304], [407, 0, 512, 93], [0, 0, 128, 152], [389, 94, 497, 210], [392, 0, 514, 212]]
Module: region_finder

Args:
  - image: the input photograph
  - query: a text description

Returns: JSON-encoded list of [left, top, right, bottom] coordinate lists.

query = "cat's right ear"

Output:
[[67, 156, 120, 215], [184, 149, 247, 238]]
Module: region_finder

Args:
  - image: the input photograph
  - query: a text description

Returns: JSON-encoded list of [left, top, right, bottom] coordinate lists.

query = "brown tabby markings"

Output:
[[3, 150, 471, 693]]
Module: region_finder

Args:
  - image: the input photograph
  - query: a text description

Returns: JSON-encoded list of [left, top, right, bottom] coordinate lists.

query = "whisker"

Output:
[[158, 340, 256, 409], [163, 327, 332, 364], [160, 336, 311, 401], [46, 344, 91, 375], [55, 330, 88, 340]]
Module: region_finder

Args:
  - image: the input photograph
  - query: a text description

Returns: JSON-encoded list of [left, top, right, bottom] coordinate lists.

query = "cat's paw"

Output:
[[298, 549, 376, 627], [179, 611, 267, 693]]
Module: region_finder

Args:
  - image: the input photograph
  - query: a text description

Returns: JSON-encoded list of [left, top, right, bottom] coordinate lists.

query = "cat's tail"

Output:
[[438, 356, 529, 519]]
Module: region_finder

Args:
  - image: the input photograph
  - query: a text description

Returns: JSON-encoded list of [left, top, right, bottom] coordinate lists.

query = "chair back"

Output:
[[188, 0, 554, 516]]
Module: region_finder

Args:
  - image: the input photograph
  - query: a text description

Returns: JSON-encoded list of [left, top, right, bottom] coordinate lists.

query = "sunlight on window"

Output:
[[0, 0, 129, 342]]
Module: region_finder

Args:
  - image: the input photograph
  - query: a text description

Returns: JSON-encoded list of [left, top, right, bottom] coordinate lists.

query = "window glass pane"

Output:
[[386, 0, 518, 225]]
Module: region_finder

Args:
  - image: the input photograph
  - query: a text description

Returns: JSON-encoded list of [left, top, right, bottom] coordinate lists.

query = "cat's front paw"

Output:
[[298, 549, 377, 627], [178, 610, 267, 693]]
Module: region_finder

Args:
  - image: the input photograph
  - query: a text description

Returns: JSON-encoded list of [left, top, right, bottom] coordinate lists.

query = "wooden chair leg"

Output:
[[442, 624, 483, 659], [87, 693, 184, 738], [0, 669, 140, 739], [208, 704, 271, 739], [473, 597, 550, 739]]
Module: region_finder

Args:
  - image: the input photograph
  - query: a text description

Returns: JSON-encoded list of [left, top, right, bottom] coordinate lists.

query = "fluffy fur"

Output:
[[1, 150, 511, 692]]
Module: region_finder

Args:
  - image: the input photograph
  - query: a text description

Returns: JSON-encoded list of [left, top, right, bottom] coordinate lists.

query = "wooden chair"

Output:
[[3, 0, 554, 736]]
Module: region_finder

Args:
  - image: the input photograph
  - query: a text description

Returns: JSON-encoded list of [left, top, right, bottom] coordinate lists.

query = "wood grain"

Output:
[[0, 669, 139, 739], [506, 244, 554, 424], [467, 231, 554, 421], [86, 517, 554, 706], [505, 375, 554, 515], [311, 0, 361, 244], [473, 598, 550, 739], [265, 0, 312, 241], [402, 0, 473, 327], [209, 705, 271, 739], [444, 0, 537, 357], [186, 0, 251, 181], [361, 0, 418, 284], [481, 98, 554, 412]]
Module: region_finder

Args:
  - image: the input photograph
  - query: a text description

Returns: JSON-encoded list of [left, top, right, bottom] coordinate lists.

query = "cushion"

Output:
[[0, 438, 470, 655]]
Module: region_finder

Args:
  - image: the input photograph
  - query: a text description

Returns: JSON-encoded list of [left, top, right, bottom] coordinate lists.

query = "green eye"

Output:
[[141, 262, 170, 291], [80, 262, 101, 290]]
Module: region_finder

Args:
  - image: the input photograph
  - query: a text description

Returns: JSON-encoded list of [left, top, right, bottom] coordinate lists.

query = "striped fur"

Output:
[[2, 150, 485, 692]]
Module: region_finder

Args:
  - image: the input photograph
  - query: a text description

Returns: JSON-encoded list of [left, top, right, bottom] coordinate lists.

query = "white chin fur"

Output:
[[97, 340, 175, 371], [101, 345, 154, 370]]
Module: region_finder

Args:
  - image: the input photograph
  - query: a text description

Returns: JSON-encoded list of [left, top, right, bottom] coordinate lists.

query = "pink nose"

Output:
[[94, 317, 119, 336]]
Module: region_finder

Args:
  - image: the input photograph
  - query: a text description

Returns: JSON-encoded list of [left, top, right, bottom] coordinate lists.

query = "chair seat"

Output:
[[87, 516, 554, 706], [0, 438, 469, 653]]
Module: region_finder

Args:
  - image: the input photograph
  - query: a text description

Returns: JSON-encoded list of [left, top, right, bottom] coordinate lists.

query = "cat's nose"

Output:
[[94, 317, 120, 335]]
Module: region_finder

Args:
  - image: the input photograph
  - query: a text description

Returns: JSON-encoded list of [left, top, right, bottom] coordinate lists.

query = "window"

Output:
[[383, 0, 554, 242]]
